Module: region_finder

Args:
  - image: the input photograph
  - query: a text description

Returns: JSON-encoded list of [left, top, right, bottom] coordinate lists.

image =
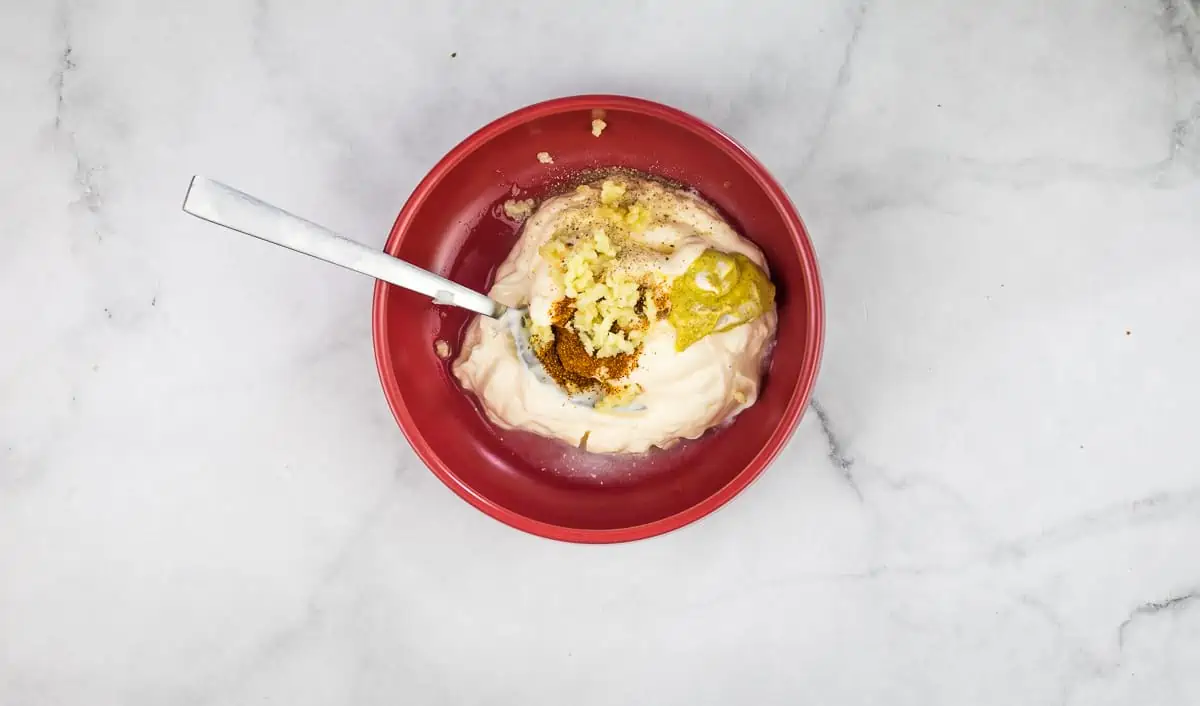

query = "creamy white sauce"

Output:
[[453, 178, 777, 453]]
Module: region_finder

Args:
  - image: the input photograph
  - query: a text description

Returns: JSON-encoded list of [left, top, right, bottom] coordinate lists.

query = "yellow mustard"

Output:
[[668, 249, 775, 351]]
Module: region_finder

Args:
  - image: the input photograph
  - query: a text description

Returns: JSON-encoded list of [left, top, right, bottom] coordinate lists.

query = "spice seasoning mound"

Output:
[[537, 331, 601, 393], [550, 298, 574, 326], [651, 286, 672, 318], [555, 325, 637, 381], [535, 297, 641, 395]]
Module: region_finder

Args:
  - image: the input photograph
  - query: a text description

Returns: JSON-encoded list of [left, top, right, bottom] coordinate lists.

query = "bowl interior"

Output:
[[374, 97, 821, 541]]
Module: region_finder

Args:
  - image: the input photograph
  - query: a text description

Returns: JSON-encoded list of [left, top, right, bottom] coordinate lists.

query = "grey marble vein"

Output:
[[1163, 0, 1200, 69], [810, 398, 863, 501], [1117, 590, 1200, 649], [793, 0, 873, 182]]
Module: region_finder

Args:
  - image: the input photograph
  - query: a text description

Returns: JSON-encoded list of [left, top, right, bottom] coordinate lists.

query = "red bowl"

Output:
[[373, 95, 823, 543]]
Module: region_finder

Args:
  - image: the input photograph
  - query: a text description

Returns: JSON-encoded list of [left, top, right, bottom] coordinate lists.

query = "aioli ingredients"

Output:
[[454, 174, 777, 453]]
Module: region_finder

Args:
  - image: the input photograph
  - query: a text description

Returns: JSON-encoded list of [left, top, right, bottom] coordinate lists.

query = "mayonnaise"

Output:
[[453, 176, 777, 453]]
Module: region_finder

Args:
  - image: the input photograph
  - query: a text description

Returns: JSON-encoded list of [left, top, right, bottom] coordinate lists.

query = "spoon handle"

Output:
[[182, 176, 503, 318]]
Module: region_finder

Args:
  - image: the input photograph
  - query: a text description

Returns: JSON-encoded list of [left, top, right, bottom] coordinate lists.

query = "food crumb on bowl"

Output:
[[591, 118, 607, 137], [503, 198, 536, 221], [536, 151, 554, 164], [434, 339, 452, 359]]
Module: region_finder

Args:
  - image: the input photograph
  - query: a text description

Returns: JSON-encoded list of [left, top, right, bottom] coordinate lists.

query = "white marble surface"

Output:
[[2, 0, 1199, 703]]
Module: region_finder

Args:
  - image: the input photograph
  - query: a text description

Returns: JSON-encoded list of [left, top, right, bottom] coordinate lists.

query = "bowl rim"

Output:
[[372, 94, 824, 543]]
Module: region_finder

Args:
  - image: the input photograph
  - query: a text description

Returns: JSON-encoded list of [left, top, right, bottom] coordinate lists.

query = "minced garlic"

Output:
[[528, 178, 677, 408], [554, 227, 646, 358], [600, 180, 626, 205], [503, 198, 535, 221]]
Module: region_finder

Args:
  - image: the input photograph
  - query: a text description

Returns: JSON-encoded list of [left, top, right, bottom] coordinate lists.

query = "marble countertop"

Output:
[[3, 0, 1199, 704]]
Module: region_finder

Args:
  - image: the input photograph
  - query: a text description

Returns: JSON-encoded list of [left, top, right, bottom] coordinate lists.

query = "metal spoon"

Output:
[[181, 176, 566, 392]]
